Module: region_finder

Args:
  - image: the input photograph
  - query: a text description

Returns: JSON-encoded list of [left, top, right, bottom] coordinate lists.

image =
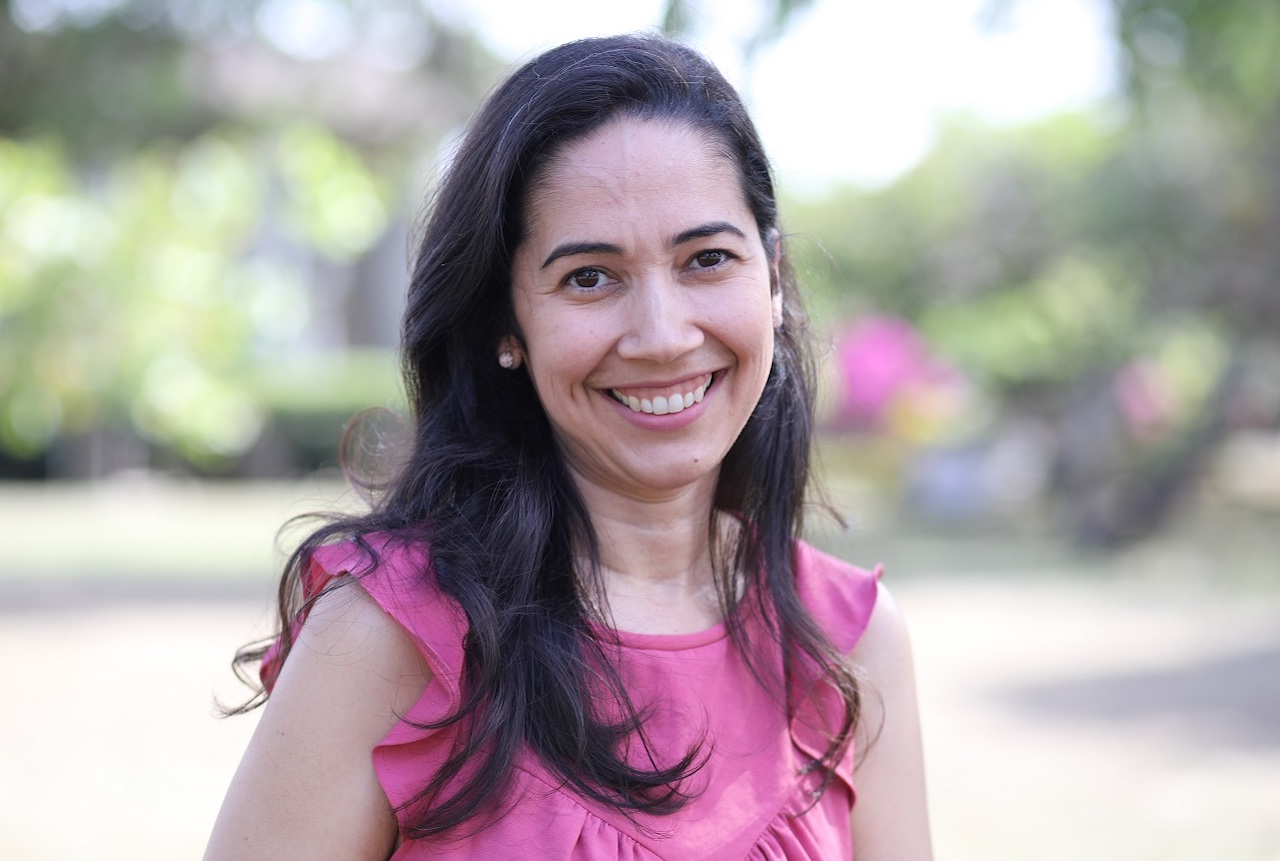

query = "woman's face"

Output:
[[510, 117, 778, 502]]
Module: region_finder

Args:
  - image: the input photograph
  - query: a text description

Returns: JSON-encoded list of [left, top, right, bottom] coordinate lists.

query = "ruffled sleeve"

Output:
[[793, 540, 882, 655], [788, 540, 883, 809], [259, 533, 473, 828]]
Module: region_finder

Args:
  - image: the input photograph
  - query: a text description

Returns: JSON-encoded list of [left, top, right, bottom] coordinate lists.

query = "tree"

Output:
[[0, 0, 500, 474], [779, 0, 1280, 544]]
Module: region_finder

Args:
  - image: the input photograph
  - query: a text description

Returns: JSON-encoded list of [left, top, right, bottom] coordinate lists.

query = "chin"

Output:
[[623, 460, 723, 497]]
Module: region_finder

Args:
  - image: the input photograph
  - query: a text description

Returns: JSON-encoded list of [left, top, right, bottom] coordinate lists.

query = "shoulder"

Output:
[[205, 580, 431, 860], [304, 532, 469, 680], [847, 579, 912, 683], [261, 532, 456, 692], [294, 575, 434, 689], [793, 539, 912, 689], [271, 578, 434, 756], [793, 539, 882, 654], [303, 534, 471, 701]]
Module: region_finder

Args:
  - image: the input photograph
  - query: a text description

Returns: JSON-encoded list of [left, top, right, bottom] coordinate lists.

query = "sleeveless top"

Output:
[[263, 534, 881, 860]]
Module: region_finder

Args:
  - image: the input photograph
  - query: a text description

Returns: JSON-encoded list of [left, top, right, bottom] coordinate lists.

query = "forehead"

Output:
[[522, 119, 751, 239]]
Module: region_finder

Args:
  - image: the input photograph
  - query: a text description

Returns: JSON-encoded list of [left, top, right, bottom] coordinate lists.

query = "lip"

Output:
[[605, 371, 715, 394], [603, 371, 717, 416], [600, 370, 722, 426]]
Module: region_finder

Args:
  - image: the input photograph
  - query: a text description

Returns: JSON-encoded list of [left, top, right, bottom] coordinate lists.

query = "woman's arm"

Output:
[[204, 579, 432, 861], [849, 582, 933, 860]]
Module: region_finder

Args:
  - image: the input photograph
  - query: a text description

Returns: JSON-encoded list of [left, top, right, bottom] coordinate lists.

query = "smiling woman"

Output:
[[511, 119, 777, 502], [205, 33, 932, 861]]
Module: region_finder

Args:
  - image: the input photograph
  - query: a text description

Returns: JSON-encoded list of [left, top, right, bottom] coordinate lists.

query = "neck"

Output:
[[570, 471, 729, 635]]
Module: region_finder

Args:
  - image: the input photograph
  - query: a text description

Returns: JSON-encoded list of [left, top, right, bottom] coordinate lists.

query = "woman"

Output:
[[206, 34, 931, 860]]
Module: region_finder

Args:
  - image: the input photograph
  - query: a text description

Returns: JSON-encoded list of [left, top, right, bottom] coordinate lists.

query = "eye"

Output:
[[691, 250, 729, 269], [566, 268, 604, 290]]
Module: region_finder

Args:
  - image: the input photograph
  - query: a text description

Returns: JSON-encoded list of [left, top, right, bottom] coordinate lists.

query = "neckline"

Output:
[[588, 618, 730, 651]]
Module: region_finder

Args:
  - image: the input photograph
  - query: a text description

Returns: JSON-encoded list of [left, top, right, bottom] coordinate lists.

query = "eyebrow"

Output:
[[539, 221, 748, 269], [540, 241, 622, 269], [672, 221, 746, 246]]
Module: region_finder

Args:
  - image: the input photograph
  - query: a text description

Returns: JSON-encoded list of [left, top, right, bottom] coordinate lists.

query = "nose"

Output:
[[616, 272, 704, 363]]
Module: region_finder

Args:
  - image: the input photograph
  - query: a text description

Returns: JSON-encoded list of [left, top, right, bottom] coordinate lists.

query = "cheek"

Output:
[[735, 308, 778, 392], [716, 290, 776, 356], [520, 307, 607, 404]]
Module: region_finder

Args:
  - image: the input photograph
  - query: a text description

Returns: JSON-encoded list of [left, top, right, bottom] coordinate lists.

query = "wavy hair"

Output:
[[232, 33, 860, 840]]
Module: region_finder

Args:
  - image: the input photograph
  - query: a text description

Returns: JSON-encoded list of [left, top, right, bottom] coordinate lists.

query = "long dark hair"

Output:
[[233, 33, 860, 840]]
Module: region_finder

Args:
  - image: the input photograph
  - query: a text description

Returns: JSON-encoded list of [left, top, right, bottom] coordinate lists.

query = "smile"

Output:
[[608, 373, 714, 415]]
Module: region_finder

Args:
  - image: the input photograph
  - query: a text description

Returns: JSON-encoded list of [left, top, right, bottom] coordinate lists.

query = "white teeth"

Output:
[[610, 377, 712, 415]]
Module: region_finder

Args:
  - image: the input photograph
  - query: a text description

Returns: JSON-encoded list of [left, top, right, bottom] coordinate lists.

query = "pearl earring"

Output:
[[499, 350, 517, 369]]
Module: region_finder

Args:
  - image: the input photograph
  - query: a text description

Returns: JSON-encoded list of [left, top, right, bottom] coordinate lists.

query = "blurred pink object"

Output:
[[1113, 360, 1178, 440], [834, 315, 959, 430]]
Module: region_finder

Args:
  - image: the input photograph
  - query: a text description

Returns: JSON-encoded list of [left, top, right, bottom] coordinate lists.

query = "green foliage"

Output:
[[919, 252, 1140, 387], [784, 98, 1264, 428], [0, 1, 220, 155], [0, 0, 500, 470], [276, 124, 391, 261], [785, 114, 1124, 324], [0, 126, 398, 465], [1116, 0, 1280, 119]]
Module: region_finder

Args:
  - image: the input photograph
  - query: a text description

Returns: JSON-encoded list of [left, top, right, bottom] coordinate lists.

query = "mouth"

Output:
[[607, 372, 715, 415]]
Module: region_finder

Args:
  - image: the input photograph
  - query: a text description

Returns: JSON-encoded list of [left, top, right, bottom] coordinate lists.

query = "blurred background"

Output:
[[1, 0, 1277, 859]]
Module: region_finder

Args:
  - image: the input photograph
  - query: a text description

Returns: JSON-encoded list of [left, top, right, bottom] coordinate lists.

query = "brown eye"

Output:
[[569, 269, 602, 289], [693, 250, 726, 268]]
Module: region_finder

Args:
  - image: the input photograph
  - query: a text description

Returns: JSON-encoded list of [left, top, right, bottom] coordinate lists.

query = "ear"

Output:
[[497, 335, 525, 370], [765, 228, 784, 329]]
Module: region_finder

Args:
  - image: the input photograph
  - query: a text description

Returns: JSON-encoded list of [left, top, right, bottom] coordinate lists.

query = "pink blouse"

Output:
[[267, 535, 880, 860]]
